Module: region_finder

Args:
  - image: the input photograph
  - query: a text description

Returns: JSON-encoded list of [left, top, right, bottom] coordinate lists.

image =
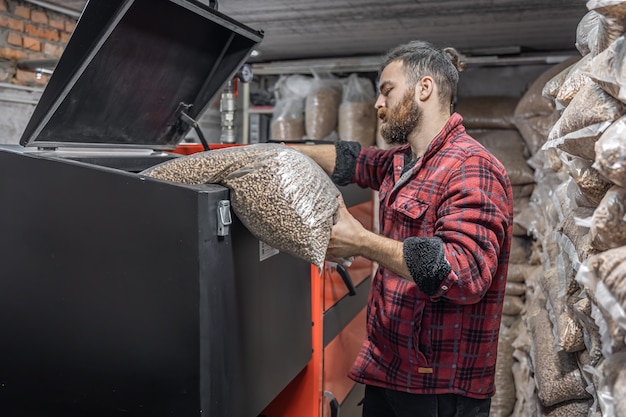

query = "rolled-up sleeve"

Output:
[[331, 141, 361, 185]]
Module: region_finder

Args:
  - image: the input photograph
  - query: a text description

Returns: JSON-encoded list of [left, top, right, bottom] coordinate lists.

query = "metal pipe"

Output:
[[0, 83, 43, 104], [251, 53, 576, 75], [0, 95, 39, 105], [219, 80, 237, 144], [0, 82, 44, 93], [22, 0, 81, 18]]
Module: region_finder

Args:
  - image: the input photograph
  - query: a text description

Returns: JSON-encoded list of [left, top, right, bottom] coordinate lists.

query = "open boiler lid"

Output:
[[19, 0, 263, 150]]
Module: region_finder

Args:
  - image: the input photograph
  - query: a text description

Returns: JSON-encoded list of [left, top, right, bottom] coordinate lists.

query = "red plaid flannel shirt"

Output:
[[348, 113, 514, 399]]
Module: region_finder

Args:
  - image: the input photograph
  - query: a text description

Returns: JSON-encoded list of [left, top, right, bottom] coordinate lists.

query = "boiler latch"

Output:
[[217, 200, 232, 236]]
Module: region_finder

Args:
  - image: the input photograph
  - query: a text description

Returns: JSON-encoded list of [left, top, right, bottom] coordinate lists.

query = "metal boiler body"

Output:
[[0, 1, 313, 415]]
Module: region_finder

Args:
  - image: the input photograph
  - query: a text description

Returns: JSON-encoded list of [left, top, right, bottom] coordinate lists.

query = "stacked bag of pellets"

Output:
[[140, 144, 340, 267], [513, 56, 580, 156], [305, 70, 343, 141], [511, 2, 626, 416], [270, 75, 312, 141], [338, 73, 378, 147]]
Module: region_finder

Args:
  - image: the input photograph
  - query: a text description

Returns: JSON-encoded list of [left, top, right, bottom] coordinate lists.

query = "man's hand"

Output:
[[327, 196, 414, 282], [326, 195, 368, 262]]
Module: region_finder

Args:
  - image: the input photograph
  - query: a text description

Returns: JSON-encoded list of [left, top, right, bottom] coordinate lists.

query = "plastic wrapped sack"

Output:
[[590, 185, 626, 251], [576, 245, 626, 333], [489, 320, 519, 417], [305, 70, 342, 140], [593, 114, 626, 187], [543, 83, 626, 161], [560, 154, 612, 207], [586, 35, 626, 102], [527, 290, 591, 407], [454, 96, 518, 130], [543, 64, 574, 101], [555, 55, 593, 109], [587, 0, 626, 54], [576, 10, 603, 56], [270, 75, 312, 141], [141, 144, 340, 266], [338, 73, 377, 146], [587, 0, 626, 20], [514, 56, 579, 154]]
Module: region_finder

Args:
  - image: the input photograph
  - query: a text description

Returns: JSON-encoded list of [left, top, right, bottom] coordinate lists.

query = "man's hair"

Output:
[[380, 40, 465, 108]]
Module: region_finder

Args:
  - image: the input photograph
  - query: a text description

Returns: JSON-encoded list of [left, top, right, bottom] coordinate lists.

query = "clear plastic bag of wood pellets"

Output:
[[490, 320, 519, 417], [593, 114, 626, 187], [270, 75, 312, 141], [586, 35, 626, 102], [540, 399, 593, 417], [602, 351, 626, 417], [588, 1, 626, 52], [305, 70, 342, 140], [338, 73, 377, 146], [576, 11, 603, 56], [543, 64, 575, 101], [141, 144, 340, 266], [560, 154, 612, 207], [588, 0, 626, 21], [590, 185, 626, 250], [140, 145, 276, 185], [543, 83, 626, 161], [515, 57, 577, 155], [528, 296, 591, 407], [555, 54, 593, 109], [575, 245, 626, 328]]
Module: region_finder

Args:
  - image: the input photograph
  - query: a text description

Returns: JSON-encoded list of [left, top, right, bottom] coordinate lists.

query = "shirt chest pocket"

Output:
[[389, 196, 433, 236]]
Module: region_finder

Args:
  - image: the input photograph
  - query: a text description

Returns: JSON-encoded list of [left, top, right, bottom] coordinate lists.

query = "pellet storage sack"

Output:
[[543, 83, 626, 161], [338, 73, 377, 146], [141, 144, 340, 266], [594, 114, 626, 187], [305, 70, 342, 140], [455, 96, 519, 130], [270, 75, 312, 141]]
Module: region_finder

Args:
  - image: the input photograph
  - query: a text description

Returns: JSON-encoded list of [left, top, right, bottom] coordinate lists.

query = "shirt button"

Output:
[[441, 285, 448, 291]]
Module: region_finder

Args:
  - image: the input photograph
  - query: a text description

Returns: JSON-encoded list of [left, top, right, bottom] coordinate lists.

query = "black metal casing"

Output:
[[0, 1, 313, 416]]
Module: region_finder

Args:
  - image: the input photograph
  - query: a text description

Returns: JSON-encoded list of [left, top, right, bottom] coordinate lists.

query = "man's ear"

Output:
[[415, 76, 434, 102]]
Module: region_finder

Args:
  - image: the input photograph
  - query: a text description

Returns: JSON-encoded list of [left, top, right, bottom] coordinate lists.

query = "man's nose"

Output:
[[375, 94, 385, 109]]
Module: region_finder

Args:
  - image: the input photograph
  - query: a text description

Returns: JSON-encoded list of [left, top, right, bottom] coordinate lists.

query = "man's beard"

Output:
[[378, 90, 422, 145]]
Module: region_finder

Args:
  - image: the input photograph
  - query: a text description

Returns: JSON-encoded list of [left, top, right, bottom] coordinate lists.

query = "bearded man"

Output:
[[291, 40, 514, 417]]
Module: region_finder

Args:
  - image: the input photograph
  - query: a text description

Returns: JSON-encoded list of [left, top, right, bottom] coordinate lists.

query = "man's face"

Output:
[[376, 61, 422, 145], [378, 90, 422, 145]]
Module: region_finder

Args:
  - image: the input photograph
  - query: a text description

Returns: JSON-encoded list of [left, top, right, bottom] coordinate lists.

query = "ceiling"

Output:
[[44, 0, 588, 63]]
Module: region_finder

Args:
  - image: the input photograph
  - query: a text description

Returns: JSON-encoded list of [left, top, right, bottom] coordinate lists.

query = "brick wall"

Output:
[[0, 0, 76, 86]]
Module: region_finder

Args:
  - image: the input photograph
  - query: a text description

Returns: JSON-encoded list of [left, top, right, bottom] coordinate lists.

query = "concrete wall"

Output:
[[0, 82, 39, 144], [0, 0, 76, 144]]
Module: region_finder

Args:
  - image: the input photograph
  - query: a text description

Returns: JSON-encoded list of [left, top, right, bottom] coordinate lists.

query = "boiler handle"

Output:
[[336, 264, 357, 296]]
